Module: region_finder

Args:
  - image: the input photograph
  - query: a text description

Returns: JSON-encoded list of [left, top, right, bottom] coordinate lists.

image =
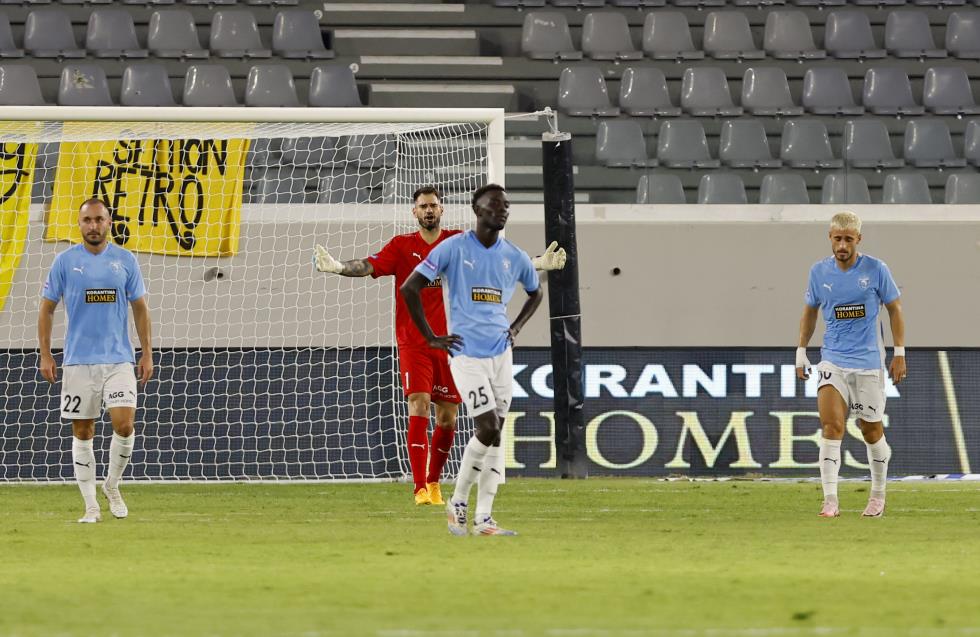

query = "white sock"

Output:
[[451, 436, 489, 506], [107, 432, 135, 489], [866, 437, 890, 500], [71, 437, 98, 510], [819, 437, 842, 503], [475, 444, 503, 522]]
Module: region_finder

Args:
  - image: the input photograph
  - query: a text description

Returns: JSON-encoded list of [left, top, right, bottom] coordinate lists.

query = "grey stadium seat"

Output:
[[557, 66, 619, 117], [863, 67, 925, 115], [245, 65, 300, 107], [582, 12, 641, 61], [86, 9, 148, 59], [791, 0, 845, 7], [182, 65, 239, 107], [619, 67, 680, 117], [922, 67, 980, 115], [903, 120, 966, 167], [882, 173, 933, 204], [272, 10, 334, 60], [718, 120, 781, 169], [210, 10, 271, 59], [680, 67, 743, 117], [759, 173, 810, 204], [0, 65, 45, 105], [885, 11, 947, 58], [551, 0, 607, 7], [964, 120, 980, 165], [764, 11, 825, 60], [0, 14, 23, 58], [821, 173, 871, 204], [522, 12, 582, 61], [780, 120, 842, 168], [58, 64, 113, 106], [944, 173, 980, 203], [494, 0, 548, 6], [636, 173, 686, 204], [842, 120, 903, 169], [120, 63, 176, 106], [148, 11, 208, 59], [946, 11, 980, 59], [642, 12, 703, 60], [802, 68, 864, 116], [656, 120, 720, 168], [741, 67, 803, 116], [698, 173, 748, 204], [702, 12, 764, 60], [824, 11, 886, 59], [24, 9, 85, 58], [595, 120, 656, 168], [308, 64, 362, 107], [613, 0, 666, 6], [673, 0, 725, 8]]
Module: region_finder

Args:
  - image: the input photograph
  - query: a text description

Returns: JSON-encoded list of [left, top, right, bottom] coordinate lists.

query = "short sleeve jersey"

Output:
[[804, 254, 900, 370], [42, 243, 147, 365], [367, 229, 462, 350], [414, 230, 539, 359]]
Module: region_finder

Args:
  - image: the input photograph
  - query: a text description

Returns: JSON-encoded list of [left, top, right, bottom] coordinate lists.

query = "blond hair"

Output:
[[830, 211, 862, 233]]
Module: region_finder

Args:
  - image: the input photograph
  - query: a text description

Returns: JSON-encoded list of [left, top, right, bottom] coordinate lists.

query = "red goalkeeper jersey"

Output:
[[367, 229, 462, 349]]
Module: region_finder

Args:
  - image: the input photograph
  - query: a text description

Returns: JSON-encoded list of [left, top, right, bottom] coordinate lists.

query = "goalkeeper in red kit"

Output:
[[314, 186, 566, 506]]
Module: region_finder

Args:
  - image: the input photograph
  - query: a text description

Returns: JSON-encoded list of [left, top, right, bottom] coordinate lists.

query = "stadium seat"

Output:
[[791, 0, 845, 6], [186, 0, 237, 5], [882, 172, 933, 203], [245, 0, 300, 5], [24, 9, 85, 58], [148, 11, 207, 59], [245, 65, 300, 107], [672, 0, 725, 9], [182, 65, 239, 107], [863, 67, 925, 115], [86, 9, 148, 59], [802, 68, 864, 116], [944, 172, 980, 202], [308, 64, 363, 107], [521, 12, 582, 61], [842, 120, 904, 169], [582, 12, 641, 61], [946, 11, 980, 59], [551, 0, 607, 7], [821, 173, 871, 204], [280, 137, 341, 168], [493, 0, 548, 7], [885, 11, 947, 58], [619, 67, 680, 117], [913, 0, 965, 6], [656, 120, 720, 168], [612, 0, 666, 6], [0, 14, 23, 58], [853, 0, 905, 6], [698, 173, 748, 204], [0, 65, 45, 105], [58, 64, 113, 106], [759, 173, 810, 204], [210, 10, 271, 59], [763, 11, 825, 60], [780, 120, 842, 168], [963, 119, 980, 165], [253, 166, 315, 204], [557, 66, 619, 117], [734, 0, 787, 6], [741, 67, 803, 117], [636, 173, 685, 204], [272, 10, 334, 60], [718, 120, 781, 169], [123, 0, 177, 5], [595, 120, 656, 167], [120, 63, 176, 106], [824, 11, 886, 59], [922, 67, 980, 115], [680, 67, 743, 117], [903, 120, 966, 167], [642, 12, 703, 60], [702, 12, 764, 60]]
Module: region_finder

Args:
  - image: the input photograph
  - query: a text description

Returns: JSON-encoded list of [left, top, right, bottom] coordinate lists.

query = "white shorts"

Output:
[[61, 363, 138, 420], [815, 360, 886, 423], [450, 349, 513, 418]]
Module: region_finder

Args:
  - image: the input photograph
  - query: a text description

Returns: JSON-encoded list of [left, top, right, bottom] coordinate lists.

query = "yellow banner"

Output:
[[47, 129, 249, 256], [0, 142, 38, 312]]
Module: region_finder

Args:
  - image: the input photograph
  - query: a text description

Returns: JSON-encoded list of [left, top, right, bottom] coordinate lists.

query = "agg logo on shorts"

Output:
[[85, 288, 117, 303], [834, 304, 865, 320], [471, 287, 502, 303]]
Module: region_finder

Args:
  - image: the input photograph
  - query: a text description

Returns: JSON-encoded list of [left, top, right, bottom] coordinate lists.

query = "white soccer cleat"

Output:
[[818, 499, 840, 518], [862, 497, 885, 518], [101, 483, 128, 519], [78, 506, 102, 524], [447, 499, 468, 536], [472, 516, 517, 536]]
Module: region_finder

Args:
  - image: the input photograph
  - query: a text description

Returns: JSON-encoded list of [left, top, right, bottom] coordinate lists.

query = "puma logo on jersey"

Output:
[[412, 252, 422, 260], [822, 283, 833, 292], [73, 266, 85, 274], [463, 259, 475, 269]]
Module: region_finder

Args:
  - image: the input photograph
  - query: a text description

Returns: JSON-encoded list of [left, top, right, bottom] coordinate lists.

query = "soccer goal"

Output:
[[0, 106, 505, 482]]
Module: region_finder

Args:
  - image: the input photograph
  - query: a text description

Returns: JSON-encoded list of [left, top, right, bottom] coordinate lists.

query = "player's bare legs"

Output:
[[71, 419, 100, 523], [817, 385, 847, 518], [859, 419, 889, 517], [102, 407, 136, 518], [426, 400, 458, 505], [406, 392, 433, 504]]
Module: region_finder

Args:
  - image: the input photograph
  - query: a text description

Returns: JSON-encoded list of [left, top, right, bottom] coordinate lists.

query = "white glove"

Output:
[[531, 241, 567, 271], [795, 347, 812, 376], [313, 244, 344, 274]]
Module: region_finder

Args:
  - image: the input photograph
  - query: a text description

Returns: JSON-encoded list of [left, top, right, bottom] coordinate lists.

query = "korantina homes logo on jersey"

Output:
[[84, 288, 117, 303], [471, 287, 502, 303], [834, 304, 866, 320]]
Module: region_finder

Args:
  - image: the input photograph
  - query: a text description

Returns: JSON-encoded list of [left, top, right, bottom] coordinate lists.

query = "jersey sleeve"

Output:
[[415, 238, 452, 282], [41, 254, 64, 302], [126, 254, 147, 301], [366, 237, 400, 278], [877, 261, 900, 305], [804, 265, 820, 308], [518, 250, 539, 293]]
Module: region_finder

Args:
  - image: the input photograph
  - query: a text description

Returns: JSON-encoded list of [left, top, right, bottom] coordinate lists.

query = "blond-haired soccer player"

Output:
[[795, 211, 906, 518]]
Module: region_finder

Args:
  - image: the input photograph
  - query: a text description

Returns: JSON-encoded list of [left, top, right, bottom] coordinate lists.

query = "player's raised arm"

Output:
[[401, 271, 462, 352], [531, 241, 566, 272], [313, 244, 374, 277], [38, 297, 58, 384], [885, 298, 906, 384]]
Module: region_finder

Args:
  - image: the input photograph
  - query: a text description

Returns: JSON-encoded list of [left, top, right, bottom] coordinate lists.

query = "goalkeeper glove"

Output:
[[531, 241, 567, 271], [795, 347, 812, 377], [313, 244, 344, 274]]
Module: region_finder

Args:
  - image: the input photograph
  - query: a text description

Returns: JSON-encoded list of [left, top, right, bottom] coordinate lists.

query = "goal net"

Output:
[[0, 106, 504, 482]]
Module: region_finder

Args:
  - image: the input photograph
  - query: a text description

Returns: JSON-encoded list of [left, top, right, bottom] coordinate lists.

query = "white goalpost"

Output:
[[0, 106, 505, 482]]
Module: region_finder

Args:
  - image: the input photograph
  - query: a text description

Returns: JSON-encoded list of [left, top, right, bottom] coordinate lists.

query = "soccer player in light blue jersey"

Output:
[[401, 184, 543, 536], [795, 211, 906, 518], [38, 199, 153, 523]]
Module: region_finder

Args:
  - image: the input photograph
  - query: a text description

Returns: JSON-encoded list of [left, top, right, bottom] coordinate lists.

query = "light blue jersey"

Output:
[[415, 230, 539, 359], [805, 254, 900, 370], [42, 243, 146, 366]]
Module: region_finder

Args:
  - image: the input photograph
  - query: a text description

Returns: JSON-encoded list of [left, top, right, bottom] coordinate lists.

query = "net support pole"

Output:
[[541, 128, 587, 479]]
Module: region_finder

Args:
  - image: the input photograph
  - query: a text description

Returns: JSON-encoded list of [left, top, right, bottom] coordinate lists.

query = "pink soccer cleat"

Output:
[[818, 500, 840, 518], [862, 497, 886, 517]]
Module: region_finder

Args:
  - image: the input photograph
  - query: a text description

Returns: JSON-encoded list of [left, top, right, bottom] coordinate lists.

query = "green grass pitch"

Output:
[[2, 479, 978, 637]]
